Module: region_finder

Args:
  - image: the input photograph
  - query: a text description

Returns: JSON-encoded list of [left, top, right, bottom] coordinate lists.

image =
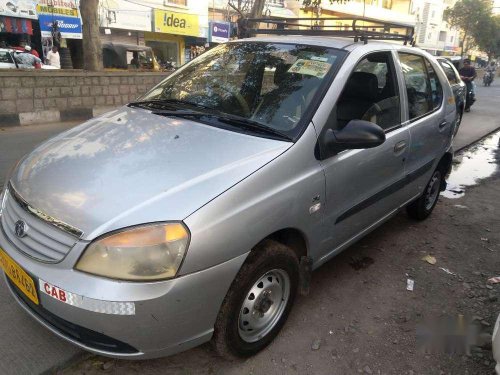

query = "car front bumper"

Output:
[[0, 225, 247, 359]]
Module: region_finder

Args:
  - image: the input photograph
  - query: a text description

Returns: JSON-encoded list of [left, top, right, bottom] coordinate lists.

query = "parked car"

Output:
[[0, 48, 59, 70], [0, 34, 455, 360], [437, 57, 466, 137]]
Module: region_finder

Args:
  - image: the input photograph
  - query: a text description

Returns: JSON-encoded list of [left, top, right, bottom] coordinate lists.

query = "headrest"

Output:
[[343, 72, 379, 101]]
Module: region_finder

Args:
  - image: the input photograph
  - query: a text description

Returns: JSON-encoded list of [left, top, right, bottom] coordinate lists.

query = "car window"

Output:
[[0, 51, 14, 64], [425, 59, 443, 110], [336, 51, 401, 131], [141, 42, 346, 139], [398, 53, 432, 120], [438, 59, 458, 85]]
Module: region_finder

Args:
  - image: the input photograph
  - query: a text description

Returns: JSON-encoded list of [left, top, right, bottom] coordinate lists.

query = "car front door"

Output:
[[396, 52, 451, 199], [315, 51, 410, 264]]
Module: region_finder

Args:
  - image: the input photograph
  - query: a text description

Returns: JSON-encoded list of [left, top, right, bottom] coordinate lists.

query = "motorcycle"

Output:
[[483, 70, 494, 86], [464, 81, 476, 112]]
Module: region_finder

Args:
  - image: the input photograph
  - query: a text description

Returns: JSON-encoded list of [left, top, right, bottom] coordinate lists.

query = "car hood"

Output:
[[10, 107, 291, 240]]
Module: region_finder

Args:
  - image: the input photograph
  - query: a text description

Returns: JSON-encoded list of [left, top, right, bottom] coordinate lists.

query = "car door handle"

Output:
[[394, 141, 407, 153], [439, 121, 447, 129]]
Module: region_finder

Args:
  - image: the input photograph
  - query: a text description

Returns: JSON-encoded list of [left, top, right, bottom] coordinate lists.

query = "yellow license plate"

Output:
[[0, 247, 39, 305]]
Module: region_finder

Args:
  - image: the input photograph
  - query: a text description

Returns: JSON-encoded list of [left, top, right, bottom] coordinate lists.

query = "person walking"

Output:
[[459, 59, 477, 112], [45, 46, 60, 68], [14, 45, 41, 69]]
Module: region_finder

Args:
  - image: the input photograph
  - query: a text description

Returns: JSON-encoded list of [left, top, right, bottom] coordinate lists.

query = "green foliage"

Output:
[[473, 15, 500, 59], [443, 0, 493, 55], [443, 0, 491, 32]]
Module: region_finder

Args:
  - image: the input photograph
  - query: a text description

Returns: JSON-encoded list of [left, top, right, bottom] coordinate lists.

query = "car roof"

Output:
[[233, 35, 426, 53]]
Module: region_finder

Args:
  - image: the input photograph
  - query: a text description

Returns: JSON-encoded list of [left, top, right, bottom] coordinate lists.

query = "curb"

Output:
[[0, 106, 118, 127], [455, 126, 500, 153]]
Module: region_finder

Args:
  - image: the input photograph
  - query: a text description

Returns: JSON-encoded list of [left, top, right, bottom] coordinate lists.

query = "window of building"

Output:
[[450, 36, 454, 43], [398, 53, 432, 120], [439, 31, 446, 42], [164, 0, 187, 6], [336, 52, 401, 131], [382, 0, 393, 9]]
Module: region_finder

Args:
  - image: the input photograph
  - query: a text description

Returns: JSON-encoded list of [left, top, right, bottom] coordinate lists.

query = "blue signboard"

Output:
[[209, 21, 230, 43], [38, 14, 82, 39]]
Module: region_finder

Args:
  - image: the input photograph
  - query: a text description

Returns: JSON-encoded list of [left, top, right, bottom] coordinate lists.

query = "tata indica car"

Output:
[[0, 37, 455, 359]]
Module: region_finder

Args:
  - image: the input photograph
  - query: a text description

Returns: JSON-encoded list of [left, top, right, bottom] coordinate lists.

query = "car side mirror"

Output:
[[324, 119, 386, 152]]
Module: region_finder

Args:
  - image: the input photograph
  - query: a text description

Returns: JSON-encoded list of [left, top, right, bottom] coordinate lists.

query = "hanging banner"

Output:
[[0, 0, 37, 19], [154, 9, 199, 37], [0, 16, 33, 34], [99, 0, 151, 31], [209, 21, 230, 43], [37, 0, 82, 39]]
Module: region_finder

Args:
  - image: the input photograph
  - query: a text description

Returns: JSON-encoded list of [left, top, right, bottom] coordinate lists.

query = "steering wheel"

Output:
[[187, 82, 251, 117]]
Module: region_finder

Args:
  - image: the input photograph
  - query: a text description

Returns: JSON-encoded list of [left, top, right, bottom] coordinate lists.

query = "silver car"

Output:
[[0, 37, 455, 359]]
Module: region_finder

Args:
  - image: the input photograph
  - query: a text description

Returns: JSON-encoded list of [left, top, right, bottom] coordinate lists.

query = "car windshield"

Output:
[[139, 42, 345, 139]]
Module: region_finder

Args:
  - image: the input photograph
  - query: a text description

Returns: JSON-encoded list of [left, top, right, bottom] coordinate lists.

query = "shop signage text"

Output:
[[99, 0, 151, 32], [209, 21, 230, 43], [37, 0, 82, 39], [0, 0, 37, 20], [154, 9, 199, 37]]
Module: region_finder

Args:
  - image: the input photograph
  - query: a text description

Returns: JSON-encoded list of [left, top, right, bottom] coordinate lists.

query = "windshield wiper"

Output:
[[128, 99, 215, 112], [148, 109, 293, 142]]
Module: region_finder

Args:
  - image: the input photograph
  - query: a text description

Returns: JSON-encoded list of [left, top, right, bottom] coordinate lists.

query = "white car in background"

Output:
[[0, 48, 59, 69]]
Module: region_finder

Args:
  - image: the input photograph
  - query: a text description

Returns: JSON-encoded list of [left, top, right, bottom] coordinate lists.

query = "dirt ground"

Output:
[[62, 144, 500, 375]]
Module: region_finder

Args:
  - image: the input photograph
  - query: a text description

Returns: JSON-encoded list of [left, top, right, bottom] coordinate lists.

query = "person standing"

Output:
[[459, 59, 477, 112], [45, 46, 61, 68], [14, 45, 42, 69]]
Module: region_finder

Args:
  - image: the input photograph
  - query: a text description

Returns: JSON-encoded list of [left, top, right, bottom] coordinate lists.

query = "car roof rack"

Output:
[[237, 16, 416, 45]]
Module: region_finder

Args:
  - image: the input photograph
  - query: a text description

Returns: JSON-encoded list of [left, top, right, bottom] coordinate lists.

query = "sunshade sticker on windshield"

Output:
[[288, 59, 332, 78]]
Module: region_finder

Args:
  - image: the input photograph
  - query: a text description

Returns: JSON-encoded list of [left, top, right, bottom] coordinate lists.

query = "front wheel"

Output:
[[406, 168, 444, 220], [212, 240, 299, 359]]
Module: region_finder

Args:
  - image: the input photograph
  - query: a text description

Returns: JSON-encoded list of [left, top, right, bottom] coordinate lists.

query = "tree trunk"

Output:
[[80, 0, 102, 71]]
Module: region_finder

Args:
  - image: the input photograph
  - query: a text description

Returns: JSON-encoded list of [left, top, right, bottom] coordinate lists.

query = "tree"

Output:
[[80, 0, 103, 71], [473, 15, 500, 61], [443, 0, 491, 57]]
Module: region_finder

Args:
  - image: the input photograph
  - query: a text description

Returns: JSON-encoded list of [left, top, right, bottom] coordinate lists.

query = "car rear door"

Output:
[[316, 50, 410, 262], [396, 52, 452, 199]]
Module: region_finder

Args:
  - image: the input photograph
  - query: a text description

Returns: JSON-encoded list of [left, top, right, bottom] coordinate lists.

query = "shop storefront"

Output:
[[37, 0, 83, 68], [0, 1, 40, 55], [150, 8, 207, 67]]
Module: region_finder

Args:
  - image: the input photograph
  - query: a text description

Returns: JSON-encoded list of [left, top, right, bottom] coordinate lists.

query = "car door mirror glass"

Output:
[[324, 119, 386, 152]]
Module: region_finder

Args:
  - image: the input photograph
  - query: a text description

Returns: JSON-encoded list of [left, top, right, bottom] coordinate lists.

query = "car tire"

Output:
[[406, 167, 444, 220], [212, 239, 299, 359]]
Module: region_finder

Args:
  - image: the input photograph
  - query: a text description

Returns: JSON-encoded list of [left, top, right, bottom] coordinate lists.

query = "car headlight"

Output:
[[75, 223, 190, 281]]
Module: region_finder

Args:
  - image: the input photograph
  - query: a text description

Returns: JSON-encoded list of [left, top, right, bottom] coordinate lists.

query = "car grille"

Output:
[[0, 188, 79, 262]]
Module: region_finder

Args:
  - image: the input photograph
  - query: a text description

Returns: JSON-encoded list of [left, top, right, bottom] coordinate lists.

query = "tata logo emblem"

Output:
[[14, 220, 27, 238]]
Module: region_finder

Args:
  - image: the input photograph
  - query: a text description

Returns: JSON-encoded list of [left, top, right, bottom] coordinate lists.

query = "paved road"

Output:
[[0, 81, 499, 375], [453, 79, 500, 150]]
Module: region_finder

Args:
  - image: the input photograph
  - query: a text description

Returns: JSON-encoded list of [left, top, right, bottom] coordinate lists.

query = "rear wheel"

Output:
[[212, 240, 299, 359], [406, 168, 444, 220]]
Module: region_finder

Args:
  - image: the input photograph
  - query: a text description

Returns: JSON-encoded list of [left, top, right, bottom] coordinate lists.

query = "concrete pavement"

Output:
[[0, 81, 499, 374]]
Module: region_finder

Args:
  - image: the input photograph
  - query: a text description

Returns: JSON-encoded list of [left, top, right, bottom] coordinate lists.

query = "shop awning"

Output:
[[0, 16, 33, 35]]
